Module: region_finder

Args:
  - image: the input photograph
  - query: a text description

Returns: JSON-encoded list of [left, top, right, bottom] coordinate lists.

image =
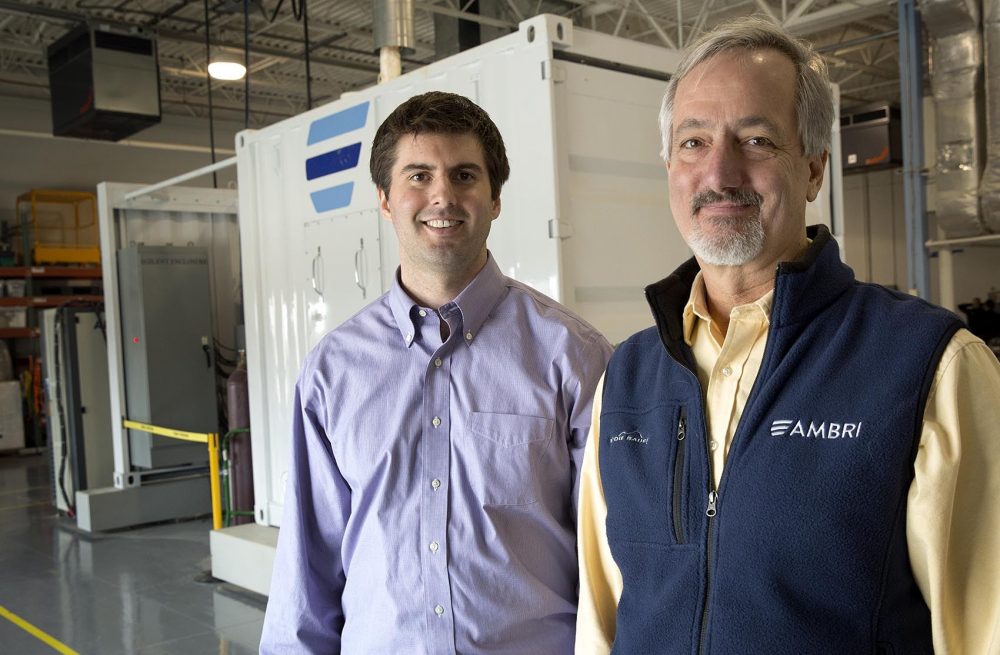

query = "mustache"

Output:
[[691, 189, 763, 214], [419, 207, 469, 222]]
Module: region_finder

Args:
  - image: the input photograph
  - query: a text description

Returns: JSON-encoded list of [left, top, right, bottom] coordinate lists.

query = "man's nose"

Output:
[[430, 176, 457, 205], [702, 142, 746, 191]]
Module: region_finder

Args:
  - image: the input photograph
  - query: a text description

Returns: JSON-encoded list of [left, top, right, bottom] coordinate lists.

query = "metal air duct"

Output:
[[919, 0, 987, 237], [981, 0, 1000, 231], [373, 0, 415, 82]]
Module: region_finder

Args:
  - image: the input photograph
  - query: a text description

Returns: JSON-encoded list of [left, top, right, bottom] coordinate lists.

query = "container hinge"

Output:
[[548, 219, 574, 239]]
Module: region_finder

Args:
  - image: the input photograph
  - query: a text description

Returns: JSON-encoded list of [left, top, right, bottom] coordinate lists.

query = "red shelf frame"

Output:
[[0, 266, 103, 279]]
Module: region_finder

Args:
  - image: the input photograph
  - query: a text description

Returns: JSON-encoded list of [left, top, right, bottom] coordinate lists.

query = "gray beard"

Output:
[[687, 214, 765, 266]]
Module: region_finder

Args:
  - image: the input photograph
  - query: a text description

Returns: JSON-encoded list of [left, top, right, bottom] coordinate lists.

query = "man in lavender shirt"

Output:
[[259, 91, 612, 654]]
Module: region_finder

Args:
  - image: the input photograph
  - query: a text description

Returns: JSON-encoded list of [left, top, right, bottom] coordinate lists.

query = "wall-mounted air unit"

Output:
[[47, 24, 161, 141], [841, 103, 902, 173]]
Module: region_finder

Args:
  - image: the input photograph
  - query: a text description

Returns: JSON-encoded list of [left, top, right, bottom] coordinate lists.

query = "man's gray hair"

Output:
[[658, 16, 834, 161]]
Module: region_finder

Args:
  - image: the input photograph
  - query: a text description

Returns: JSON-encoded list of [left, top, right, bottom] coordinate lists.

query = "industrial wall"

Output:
[[840, 97, 999, 312], [0, 95, 241, 229]]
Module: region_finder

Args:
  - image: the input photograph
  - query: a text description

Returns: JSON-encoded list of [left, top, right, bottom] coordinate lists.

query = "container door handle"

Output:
[[311, 246, 324, 298], [354, 238, 367, 299]]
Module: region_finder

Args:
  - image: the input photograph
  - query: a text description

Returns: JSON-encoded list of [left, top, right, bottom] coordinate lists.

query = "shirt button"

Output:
[[710, 440, 719, 451], [465, 331, 473, 341], [434, 358, 443, 368], [434, 605, 445, 616], [418, 309, 427, 317], [432, 416, 442, 427], [429, 541, 439, 553], [405, 333, 413, 343], [721, 366, 733, 377], [431, 478, 441, 490]]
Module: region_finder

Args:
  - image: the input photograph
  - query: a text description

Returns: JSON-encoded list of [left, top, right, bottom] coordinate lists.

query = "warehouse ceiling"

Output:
[[0, 0, 903, 128]]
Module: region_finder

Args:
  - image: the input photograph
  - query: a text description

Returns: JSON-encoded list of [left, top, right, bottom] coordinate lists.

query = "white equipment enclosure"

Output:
[[226, 14, 838, 593]]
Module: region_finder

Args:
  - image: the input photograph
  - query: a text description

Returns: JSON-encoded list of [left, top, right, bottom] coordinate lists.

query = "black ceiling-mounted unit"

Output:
[[47, 24, 161, 142], [840, 103, 902, 173]]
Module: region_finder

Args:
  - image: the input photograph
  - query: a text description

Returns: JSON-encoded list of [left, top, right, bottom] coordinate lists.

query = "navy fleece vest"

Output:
[[599, 227, 961, 655]]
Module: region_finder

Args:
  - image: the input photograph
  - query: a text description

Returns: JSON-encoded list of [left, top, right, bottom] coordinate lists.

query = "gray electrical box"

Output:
[[118, 245, 215, 469]]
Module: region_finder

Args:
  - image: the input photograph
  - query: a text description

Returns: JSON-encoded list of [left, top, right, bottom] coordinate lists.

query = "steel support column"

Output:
[[898, 0, 930, 298]]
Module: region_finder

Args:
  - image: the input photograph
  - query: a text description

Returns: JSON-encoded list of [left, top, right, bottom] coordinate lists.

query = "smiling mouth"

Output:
[[424, 219, 462, 229]]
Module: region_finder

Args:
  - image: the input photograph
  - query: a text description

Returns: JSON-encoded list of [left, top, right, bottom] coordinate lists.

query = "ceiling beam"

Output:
[[783, 0, 892, 36], [413, 1, 516, 28], [0, 0, 434, 76]]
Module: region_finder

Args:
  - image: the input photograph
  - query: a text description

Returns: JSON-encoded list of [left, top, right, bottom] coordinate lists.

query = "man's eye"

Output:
[[746, 136, 774, 147], [410, 172, 428, 182], [679, 138, 703, 149], [455, 171, 475, 182]]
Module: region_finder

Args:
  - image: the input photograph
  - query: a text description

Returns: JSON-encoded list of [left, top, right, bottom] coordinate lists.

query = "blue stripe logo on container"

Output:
[[307, 102, 369, 145], [310, 183, 354, 213], [306, 142, 362, 181]]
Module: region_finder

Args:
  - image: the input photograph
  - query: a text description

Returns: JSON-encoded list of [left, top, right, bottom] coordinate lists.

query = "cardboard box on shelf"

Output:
[[0, 308, 27, 328], [4, 280, 26, 297], [0, 379, 24, 451]]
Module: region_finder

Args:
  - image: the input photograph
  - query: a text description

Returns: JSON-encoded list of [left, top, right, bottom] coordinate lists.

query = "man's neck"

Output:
[[698, 239, 808, 334], [399, 255, 486, 310]]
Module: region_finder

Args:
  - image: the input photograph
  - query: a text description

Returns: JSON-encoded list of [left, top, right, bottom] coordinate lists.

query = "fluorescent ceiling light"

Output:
[[208, 60, 246, 81]]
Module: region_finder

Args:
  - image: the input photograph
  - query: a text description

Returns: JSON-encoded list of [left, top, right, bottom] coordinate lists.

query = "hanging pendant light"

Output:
[[208, 52, 246, 80]]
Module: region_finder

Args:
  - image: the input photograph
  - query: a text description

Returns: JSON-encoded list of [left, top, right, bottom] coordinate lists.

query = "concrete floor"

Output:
[[0, 453, 267, 655]]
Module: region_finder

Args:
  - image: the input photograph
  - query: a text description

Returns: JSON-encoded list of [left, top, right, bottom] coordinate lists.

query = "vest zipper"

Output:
[[672, 412, 687, 543], [699, 488, 718, 655]]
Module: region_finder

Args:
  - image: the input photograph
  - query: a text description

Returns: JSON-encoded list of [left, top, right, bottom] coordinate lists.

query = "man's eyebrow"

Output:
[[734, 115, 782, 134], [398, 162, 485, 173], [674, 118, 707, 133]]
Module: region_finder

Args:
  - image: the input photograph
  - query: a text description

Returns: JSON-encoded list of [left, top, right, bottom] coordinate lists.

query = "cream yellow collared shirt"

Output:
[[576, 272, 1000, 654]]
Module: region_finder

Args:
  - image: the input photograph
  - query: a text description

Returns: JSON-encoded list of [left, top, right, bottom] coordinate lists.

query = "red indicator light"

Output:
[[133, 337, 140, 344]]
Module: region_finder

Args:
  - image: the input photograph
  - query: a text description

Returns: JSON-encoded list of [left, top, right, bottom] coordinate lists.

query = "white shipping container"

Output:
[[236, 14, 839, 532]]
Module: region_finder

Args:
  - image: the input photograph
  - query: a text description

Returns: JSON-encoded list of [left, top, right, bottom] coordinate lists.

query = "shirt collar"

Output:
[[682, 271, 775, 346], [388, 252, 507, 348]]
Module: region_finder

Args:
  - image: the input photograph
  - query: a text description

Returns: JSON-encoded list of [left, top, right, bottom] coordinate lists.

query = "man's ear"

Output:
[[378, 187, 392, 221], [805, 151, 828, 203], [491, 195, 501, 220]]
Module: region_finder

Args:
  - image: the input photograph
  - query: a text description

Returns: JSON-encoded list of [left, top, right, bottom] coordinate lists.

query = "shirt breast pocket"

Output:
[[466, 411, 557, 507]]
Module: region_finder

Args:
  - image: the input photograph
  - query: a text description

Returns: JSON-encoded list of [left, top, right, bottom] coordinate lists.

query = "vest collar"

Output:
[[645, 225, 851, 362]]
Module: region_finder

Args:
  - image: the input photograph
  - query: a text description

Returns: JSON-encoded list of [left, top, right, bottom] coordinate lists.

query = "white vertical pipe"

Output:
[[380, 46, 402, 83], [937, 228, 957, 311]]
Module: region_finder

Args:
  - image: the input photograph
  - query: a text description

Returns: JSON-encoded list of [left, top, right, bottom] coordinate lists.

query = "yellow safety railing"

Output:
[[122, 419, 223, 530]]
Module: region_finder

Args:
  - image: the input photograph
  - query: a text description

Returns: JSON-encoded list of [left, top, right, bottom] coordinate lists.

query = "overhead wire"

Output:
[[203, 0, 218, 188], [266, 0, 315, 109], [244, 0, 251, 129]]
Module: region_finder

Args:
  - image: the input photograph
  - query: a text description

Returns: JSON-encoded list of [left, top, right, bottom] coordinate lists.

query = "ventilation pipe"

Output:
[[373, 0, 415, 83], [918, 0, 987, 237], [981, 0, 1000, 231]]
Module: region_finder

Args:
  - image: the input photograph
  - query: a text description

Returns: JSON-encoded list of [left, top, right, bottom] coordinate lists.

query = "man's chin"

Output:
[[688, 234, 764, 267]]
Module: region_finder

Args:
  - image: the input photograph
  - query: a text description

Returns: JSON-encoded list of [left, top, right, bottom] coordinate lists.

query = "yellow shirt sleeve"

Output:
[[907, 328, 1000, 655], [576, 375, 622, 655]]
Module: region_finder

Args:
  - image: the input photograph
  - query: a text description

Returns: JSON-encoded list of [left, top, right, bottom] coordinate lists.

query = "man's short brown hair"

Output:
[[369, 91, 510, 201]]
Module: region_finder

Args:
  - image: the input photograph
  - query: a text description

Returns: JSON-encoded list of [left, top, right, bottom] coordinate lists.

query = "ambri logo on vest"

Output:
[[770, 419, 862, 440]]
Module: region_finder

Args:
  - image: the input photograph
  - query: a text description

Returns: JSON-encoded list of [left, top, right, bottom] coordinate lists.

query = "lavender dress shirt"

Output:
[[259, 254, 612, 654]]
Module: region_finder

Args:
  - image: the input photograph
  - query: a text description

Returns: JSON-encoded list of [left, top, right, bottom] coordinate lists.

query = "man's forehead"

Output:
[[671, 48, 797, 125], [677, 47, 795, 91], [391, 131, 486, 166]]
